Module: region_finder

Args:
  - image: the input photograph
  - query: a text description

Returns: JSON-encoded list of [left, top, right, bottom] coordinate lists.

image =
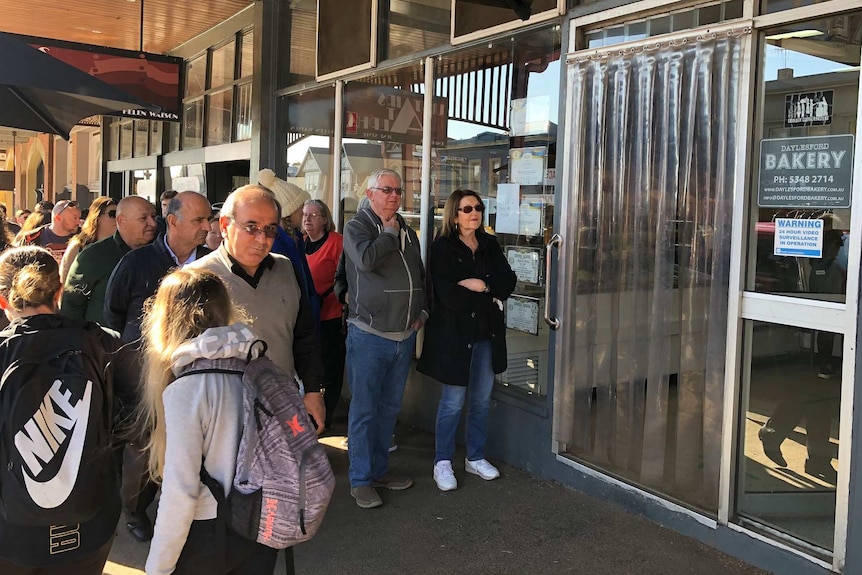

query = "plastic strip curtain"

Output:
[[553, 31, 743, 512]]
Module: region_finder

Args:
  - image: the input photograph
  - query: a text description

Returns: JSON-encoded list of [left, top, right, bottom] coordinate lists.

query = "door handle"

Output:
[[544, 233, 562, 330]]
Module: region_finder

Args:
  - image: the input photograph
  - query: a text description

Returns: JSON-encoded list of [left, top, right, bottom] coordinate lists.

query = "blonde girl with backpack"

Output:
[[139, 268, 278, 575]]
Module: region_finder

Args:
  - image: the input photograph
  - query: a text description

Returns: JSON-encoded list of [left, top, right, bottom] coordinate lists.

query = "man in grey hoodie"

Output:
[[343, 168, 428, 509]]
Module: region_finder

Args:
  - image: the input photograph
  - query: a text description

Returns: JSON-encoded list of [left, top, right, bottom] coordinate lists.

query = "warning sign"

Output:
[[773, 218, 824, 258]]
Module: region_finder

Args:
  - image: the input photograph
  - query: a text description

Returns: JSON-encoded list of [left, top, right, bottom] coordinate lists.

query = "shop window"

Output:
[[235, 83, 253, 142], [240, 30, 254, 78], [120, 121, 133, 160], [183, 98, 204, 149], [763, 0, 834, 14], [434, 26, 561, 397], [453, 0, 558, 41], [134, 120, 149, 157], [585, 1, 744, 48], [150, 122, 163, 156], [383, 0, 450, 60], [211, 42, 236, 90], [186, 53, 207, 99], [317, 0, 375, 79], [280, 2, 317, 87], [207, 89, 234, 146], [746, 13, 860, 304], [284, 86, 336, 211], [109, 122, 120, 161]]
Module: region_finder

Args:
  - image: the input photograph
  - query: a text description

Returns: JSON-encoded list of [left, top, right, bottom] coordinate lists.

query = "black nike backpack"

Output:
[[0, 326, 114, 526]]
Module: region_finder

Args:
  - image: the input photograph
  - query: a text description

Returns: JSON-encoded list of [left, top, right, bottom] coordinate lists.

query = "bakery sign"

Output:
[[785, 90, 832, 128]]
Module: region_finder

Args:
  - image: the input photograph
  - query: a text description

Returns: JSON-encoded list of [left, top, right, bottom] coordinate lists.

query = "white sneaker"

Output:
[[433, 460, 458, 491], [465, 458, 500, 480]]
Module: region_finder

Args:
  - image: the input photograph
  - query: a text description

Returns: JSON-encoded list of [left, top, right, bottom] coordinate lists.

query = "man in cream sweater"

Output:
[[188, 184, 326, 428]]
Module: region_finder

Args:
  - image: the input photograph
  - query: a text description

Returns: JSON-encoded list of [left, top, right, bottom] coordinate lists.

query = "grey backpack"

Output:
[[177, 344, 335, 549]]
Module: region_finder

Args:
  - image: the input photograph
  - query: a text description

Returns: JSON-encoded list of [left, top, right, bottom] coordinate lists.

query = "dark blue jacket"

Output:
[[104, 233, 211, 344], [272, 226, 321, 335]]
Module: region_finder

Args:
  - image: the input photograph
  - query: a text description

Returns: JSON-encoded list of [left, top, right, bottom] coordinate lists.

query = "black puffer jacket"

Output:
[[418, 231, 516, 386]]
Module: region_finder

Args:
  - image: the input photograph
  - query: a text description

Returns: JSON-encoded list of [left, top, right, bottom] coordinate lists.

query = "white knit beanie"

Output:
[[258, 168, 310, 217]]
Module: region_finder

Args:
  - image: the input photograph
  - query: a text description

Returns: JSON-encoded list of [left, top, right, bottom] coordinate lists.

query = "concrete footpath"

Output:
[[106, 422, 767, 575]]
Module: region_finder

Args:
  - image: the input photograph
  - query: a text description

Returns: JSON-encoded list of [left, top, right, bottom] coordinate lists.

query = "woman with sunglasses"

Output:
[[59, 197, 117, 283], [418, 189, 516, 492]]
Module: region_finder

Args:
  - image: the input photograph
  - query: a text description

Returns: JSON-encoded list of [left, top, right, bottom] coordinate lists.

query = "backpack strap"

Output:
[[199, 462, 228, 570]]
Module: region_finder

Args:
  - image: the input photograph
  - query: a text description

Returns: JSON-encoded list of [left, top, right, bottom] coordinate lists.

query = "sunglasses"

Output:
[[370, 186, 404, 196], [56, 200, 78, 215], [458, 204, 485, 214], [234, 221, 279, 239]]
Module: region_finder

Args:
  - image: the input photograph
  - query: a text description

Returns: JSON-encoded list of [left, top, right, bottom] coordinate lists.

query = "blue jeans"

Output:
[[347, 325, 416, 487], [434, 340, 494, 464]]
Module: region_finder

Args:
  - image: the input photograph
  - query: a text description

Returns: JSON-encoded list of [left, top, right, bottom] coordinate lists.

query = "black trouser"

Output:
[[121, 441, 158, 519], [0, 538, 112, 575], [321, 317, 347, 428], [173, 520, 278, 575]]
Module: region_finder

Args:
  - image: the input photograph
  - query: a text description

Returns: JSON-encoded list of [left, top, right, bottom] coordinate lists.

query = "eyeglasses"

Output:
[[56, 201, 78, 215], [458, 204, 485, 214], [370, 186, 404, 196], [233, 220, 279, 239], [107, 210, 117, 219], [302, 213, 323, 219]]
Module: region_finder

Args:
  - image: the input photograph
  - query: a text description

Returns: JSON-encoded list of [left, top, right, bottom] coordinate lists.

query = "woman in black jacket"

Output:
[[418, 189, 516, 492], [0, 246, 137, 575]]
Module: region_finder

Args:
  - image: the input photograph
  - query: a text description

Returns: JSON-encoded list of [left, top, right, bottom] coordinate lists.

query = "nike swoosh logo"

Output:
[[23, 382, 92, 509]]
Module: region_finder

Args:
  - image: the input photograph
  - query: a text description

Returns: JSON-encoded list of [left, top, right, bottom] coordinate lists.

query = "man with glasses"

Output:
[[19, 199, 81, 262], [104, 191, 212, 543], [189, 184, 325, 429], [62, 196, 157, 324], [342, 168, 428, 509]]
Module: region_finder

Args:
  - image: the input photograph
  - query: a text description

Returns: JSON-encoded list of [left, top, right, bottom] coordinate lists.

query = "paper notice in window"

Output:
[[495, 184, 520, 234], [509, 147, 546, 186], [510, 96, 550, 137]]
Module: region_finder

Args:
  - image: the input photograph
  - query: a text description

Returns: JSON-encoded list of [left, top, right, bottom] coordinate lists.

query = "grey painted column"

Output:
[[249, 0, 285, 179]]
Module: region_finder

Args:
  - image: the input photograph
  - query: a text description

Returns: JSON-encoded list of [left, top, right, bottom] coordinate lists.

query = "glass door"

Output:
[[553, 19, 749, 514], [736, 10, 861, 560]]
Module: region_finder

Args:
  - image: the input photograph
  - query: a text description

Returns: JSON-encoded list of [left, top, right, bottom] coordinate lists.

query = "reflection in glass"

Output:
[[748, 14, 859, 302], [134, 120, 149, 157], [183, 99, 204, 150], [150, 122, 162, 156], [235, 83, 253, 142], [738, 321, 840, 552], [120, 121, 133, 159], [384, 0, 450, 60], [208, 89, 234, 145], [240, 30, 254, 78], [211, 42, 236, 89], [186, 54, 207, 98]]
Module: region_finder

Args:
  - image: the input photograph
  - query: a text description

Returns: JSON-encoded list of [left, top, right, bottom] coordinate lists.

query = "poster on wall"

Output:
[[773, 217, 824, 258], [757, 135, 854, 208], [506, 295, 540, 335], [784, 91, 833, 128], [509, 147, 546, 186], [510, 96, 550, 136]]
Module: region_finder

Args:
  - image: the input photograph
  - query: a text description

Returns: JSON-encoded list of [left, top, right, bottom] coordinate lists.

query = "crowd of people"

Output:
[[0, 168, 517, 574]]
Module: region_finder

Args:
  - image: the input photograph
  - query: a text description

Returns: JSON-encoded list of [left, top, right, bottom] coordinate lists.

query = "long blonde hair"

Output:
[[139, 268, 238, 481]]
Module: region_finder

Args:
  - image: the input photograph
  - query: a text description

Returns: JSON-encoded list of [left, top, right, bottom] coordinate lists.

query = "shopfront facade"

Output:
[[99, 0, 862, 571]]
